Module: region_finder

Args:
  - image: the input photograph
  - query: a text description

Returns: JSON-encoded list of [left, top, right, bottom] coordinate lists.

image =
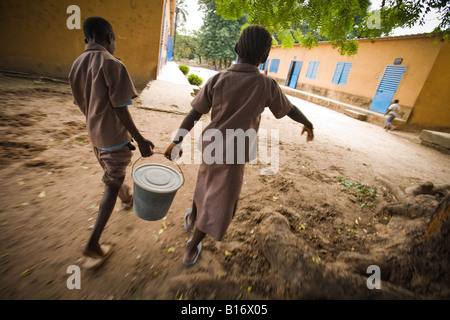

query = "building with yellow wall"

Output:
[[0, 0, 175, 91], [265, 34, 450, 131]]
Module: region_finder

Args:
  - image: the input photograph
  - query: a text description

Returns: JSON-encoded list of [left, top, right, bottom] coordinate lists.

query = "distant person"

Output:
[[69, 16, 154, 269], [164, 25, 314, 266], [384, 99, 401, 131]]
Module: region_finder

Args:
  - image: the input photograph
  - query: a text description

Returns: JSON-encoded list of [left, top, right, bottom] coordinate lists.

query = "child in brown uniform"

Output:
[[69, 17, 154, 268], [166, 25, 314, 266]]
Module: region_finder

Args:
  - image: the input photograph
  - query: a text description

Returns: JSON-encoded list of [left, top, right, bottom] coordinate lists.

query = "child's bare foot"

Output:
[[184, 208, 195, 231], [184, 250, 196, 263], [120, 194, 133, 210], [82, 243, 113, 269], [187, 214, 195, 229], [121, 200, 133, 210], [82, 243, 112, 258], [183, 239, 202, 266]]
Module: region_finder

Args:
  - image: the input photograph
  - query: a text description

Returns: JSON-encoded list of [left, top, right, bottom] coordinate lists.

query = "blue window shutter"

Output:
[[312, 61, 320, 80], [306, 61, 320, 80], [264, 59, 270, 71], [339, 62, 352, 85], [270, 59, 280, 73], [332, 62, 344, 84], [306, 61, 314, 79], [274, 59, 280, 73], [378, 65, 407, 91]]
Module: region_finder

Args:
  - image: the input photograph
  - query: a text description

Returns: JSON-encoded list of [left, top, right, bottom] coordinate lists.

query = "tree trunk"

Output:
[[337, 181, 450, 297]]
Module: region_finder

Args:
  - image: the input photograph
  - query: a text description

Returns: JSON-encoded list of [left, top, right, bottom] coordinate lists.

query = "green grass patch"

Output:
[[337, 177, 379, 207]]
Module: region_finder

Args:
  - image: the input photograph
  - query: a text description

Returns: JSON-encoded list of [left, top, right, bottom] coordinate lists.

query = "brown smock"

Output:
[[69, 43, 137, 149]]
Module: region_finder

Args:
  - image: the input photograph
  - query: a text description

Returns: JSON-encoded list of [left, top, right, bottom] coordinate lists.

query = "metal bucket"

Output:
[[132, 154, 184, 221]]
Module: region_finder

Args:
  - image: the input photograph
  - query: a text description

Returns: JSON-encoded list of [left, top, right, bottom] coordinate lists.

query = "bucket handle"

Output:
[[132, 152, 185, 187]]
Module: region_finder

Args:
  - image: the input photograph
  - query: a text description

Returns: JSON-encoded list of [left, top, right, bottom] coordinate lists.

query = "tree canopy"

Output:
[[198, 0, 246, 68], [215, 0, 450, 56], [173, 0, 188, 53]]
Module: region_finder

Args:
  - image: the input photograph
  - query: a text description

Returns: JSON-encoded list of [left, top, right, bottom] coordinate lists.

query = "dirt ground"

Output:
[[0, 69, 449, 301]]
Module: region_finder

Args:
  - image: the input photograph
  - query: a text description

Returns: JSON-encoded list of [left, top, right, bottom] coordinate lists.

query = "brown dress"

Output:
[[191, 63, 295, 241]]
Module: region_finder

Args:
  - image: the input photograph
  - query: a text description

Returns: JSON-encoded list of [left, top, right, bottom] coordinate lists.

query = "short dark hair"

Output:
[[83, 16, 114, 42], [394, 99, 399, 103], [235, 25, 272, 65]]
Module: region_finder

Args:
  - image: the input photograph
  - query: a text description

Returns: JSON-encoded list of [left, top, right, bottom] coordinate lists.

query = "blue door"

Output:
[[167, 36, 173, 62], [285, 61, 294, 86], [370, 65, 407, 113], [158, 0, 167, 73], [288, 61, 302, 89]]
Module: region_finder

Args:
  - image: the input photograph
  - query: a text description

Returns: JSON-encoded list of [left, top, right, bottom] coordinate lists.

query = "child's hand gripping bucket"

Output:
[[132, 153, 184, 221]]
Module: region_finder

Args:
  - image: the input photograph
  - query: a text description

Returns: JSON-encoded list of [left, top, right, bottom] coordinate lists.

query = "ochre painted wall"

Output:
[[159, 0, 175, 71], [267, 35, 444, 121], [0, 0, 172, 91], [407, 41, 450, 131]]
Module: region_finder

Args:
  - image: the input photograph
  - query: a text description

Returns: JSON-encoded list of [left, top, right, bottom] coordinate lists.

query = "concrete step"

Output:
[[344, 109, 367, 121], [419, 130, 450, 154], [280, 85, 407, 129]]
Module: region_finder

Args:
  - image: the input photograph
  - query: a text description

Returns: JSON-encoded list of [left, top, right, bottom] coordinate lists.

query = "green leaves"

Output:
[[188, 74, 203, 86], [216, 0, 249, 21], [216, 0, 368, 55], [337, 177, 379, 207], [215, 0, 449, 56], [198, 0, 245, 63], [278, 29, 296, 48], [178, 65, 189, 75]]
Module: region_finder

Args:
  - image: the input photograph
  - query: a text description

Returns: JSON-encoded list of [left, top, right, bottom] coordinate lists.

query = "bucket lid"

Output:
[[132, 163, 183, 194]]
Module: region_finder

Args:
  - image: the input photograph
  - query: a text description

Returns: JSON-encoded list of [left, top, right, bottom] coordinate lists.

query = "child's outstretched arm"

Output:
[[115, 106, 155, 157], [164, 109, 203, 160], [288, 106, 314, 142]]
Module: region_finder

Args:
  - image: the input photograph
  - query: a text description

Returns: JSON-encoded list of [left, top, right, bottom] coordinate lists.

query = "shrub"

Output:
[[188, 74, 203, 86], [178, 65, 189, 75]]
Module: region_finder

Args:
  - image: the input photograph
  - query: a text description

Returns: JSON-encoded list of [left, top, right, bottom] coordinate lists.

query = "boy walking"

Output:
[[69, 17, 154, 268], [384, 99, 401, 131]]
